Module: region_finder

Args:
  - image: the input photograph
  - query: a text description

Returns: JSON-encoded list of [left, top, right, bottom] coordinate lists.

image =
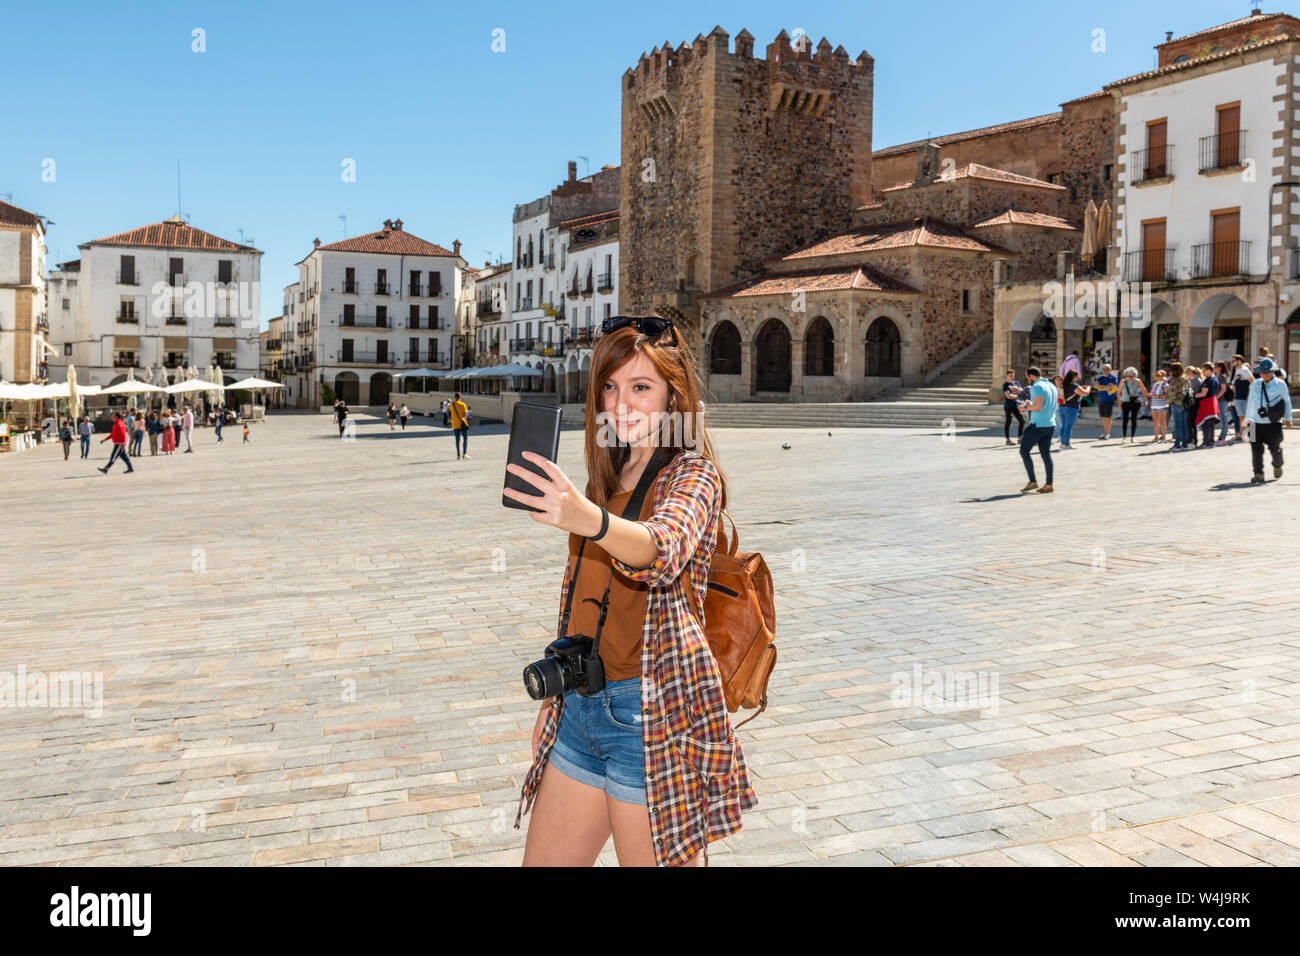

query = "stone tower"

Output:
[[618, 26, 874, 350]]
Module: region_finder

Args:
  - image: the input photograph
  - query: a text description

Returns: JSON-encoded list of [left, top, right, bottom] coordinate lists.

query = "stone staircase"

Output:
[[558, 337, 1005, 430]]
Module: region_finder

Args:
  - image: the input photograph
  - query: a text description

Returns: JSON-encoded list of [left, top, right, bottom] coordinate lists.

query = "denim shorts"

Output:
[[547, 676, 647, 805]]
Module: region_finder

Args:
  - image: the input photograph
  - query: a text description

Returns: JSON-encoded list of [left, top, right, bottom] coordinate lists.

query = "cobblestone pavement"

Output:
[[2, 410, 1299, 866]]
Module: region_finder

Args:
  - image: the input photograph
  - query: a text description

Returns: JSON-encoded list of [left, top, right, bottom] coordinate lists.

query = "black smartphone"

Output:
[[503, 402, 563, 511]]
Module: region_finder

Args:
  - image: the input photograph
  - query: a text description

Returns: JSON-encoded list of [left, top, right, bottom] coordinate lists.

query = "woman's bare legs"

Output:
[[522, 762, 611, 866]]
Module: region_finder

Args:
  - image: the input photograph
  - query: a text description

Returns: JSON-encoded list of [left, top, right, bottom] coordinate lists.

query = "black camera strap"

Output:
[[557, 447, 674, 653]]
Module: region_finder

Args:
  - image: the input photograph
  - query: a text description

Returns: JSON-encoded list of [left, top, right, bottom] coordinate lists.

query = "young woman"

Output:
[[399, 403, 411, 429], [1148, 370, 1169, 442], [131, 413, 146, 456], [147, 411, 161, 456], [1214, 361, 1234, 445], [387, 402, 397, 430], [160, 410, 177, 454], [1058, 370, 1090, 449], [1118, 367, 1146, 444], [1193, 362, 1220, 448], [59, 420, 73, 460], [507, 315, 757, 867]]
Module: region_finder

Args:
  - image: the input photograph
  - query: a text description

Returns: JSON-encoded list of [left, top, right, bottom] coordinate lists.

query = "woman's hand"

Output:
[[532, 702, 550, 759], [504, 451, 601, 536]]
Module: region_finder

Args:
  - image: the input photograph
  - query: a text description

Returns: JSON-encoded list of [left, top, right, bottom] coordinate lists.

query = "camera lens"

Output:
[[523, 658, 567, 700]]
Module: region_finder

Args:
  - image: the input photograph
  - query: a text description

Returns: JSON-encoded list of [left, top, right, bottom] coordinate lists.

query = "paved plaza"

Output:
[[2, 409, 1300, 866]]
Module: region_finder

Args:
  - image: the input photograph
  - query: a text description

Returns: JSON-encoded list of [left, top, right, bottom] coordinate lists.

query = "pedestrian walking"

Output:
[[1244, 358, 1293, 483], [1017, 366, 1057, 493], [1193, 363, 1220, 448], [243, 423, 250, 443], [1058, 370, 1090, 449], [77, 415, 93, 458], [336, 400, 349, 437], [1001, 368, 1025, 446], [97, 411, 134, 474], [1148, 370, 1169, 442], [146, 411, 160, 455], [1052, 374, 1065, 433], [1118, 367, 1147, 443], [387, 402, 398, 430], [440, 399, 450, 427], [131, 412, 145, 456], [59, 420, 73, 460], [181, 405, 195, 452], [399, 403, 410, 429], [214, 404, 225, 443], [1094, 364, 1119, 439], [449, 392, 470, 459]]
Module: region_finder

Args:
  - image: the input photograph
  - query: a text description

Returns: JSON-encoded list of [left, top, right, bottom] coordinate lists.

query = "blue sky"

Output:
[[0, 0, 1258, 324]]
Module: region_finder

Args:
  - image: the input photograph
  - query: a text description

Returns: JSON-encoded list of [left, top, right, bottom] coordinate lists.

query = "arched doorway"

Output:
[[1029, 313, 1057, 371], [370, 372, 392, 406], [755, 319, 792, 392], [865, 317, 901, 377], [334, 372, 359, 405], [579, 354, 591, 403], [543, 364, 556, 394], [710, 321, 741, 374], [1191, 293, 1251, 368], [804, 316, 834, 376]]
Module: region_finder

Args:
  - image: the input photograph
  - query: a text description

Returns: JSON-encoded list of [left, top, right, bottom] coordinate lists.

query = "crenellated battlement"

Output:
[[622, 24, 871, 97]]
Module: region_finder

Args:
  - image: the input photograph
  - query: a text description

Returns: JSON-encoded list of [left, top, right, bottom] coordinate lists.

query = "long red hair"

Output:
[[582, 324, 727, 511]]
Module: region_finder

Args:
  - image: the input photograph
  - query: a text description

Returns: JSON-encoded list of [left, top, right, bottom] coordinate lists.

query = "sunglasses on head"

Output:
[[602, 314, 679, 347]]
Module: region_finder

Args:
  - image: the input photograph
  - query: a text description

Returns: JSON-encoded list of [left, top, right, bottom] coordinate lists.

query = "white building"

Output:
[[473, 260, 512, 370], [292, 219, 466, 408], [0, 200, 49, 384], [48, 216, 262, 387], [1108, 17, 1300, 374]]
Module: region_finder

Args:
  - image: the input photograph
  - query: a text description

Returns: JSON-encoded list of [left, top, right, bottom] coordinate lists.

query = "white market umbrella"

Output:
[[68, 365, 79, 420], [165, 378, 225, 395], [98, 379, 163, 396], [225, 377, 283, 390]]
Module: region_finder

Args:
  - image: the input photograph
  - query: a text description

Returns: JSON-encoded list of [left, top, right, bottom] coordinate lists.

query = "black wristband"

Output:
[[589, 506, 610, 542]]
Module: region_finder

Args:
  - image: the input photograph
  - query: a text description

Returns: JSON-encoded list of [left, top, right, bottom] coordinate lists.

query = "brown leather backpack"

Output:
[[691, 512, 777, 729]]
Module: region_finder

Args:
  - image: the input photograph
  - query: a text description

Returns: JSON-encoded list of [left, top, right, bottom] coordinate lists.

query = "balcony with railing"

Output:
[[1192, 240, 1253, 278], [1123, 247, 1177, 283], [214, 316, 237, 327], [406, 316, 445, 331], [408, 282, 422, 296], [509, 337, 538, 351], [374, 280, 390, 295], [517, 297, 534, 311], [1130, 145, 1173, 185], [168, 272, 188, 287], [115, 309, 138, 324], [477, 297, 501, 316], [337, 351, 397, 365], [1199, 130, 1246, 173], [342, 277, 359, 294], [116, 270, 139, 286], [165, 314, 188, 326], [535, 340, 565, 357], [339, 312, 391, 328], [545, 252, 555, 270], [567, 279, 580, 299], [596, 272, 613, 292]]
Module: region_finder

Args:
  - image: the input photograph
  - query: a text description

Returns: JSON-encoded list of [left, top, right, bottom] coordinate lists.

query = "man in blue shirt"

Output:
[[1243, 357, 1293, 483], [1093, 365, 1119, 439], [1017, 366, 1059, 493]]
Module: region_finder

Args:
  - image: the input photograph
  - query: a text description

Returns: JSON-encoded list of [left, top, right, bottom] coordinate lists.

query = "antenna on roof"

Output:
[[578, 155, 590, 177], [237, 227, 255, 247], [338, 214, 348, 237]]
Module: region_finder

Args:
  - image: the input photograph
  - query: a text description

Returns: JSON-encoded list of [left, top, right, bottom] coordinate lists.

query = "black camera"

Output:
[[523, 635, 605, 700]]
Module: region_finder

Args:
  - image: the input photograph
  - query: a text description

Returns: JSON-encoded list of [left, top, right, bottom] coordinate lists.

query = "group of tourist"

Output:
[[1005, 348, 1294, 493], [335, 394, 473, 460], [386, 402, 413, 430], [58, 402, 249, 474]]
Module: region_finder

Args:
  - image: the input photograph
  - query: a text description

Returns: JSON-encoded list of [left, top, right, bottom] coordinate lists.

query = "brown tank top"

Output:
[[563, 487, 655, 680]]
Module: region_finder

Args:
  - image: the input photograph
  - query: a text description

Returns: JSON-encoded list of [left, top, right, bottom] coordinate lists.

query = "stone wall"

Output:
[[872, 115, 1062, 189], [854, 179, 1064, 229], [619, 28, 874, 339]]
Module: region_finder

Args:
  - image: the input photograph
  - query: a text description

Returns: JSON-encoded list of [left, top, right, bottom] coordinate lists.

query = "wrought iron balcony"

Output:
[[596, 272, 613, 292], [339, 313, 391, 328], [342, 278, 359, 294], [1198, 130, 1246, 173], [115, 312, 139, 324], [336, 351, 398, 365], [1191, 240, 1253, 278], [1123, 247, 1177, 283], [116, 270, 139, 286], [1130, 145, 1173, 184], [374, 281, 390, 295]]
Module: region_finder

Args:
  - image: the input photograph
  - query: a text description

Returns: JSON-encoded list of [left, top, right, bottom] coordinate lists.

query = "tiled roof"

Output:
[[86, 218, 256, 252], [701, 263, 919, 299], [317, 227, 456, 257], [0, 200, 42, 229], [1108, 32, 1294, 86], [559, 209, 620, 229], [882, 163, 1065, 192], [873, 113, 1061, 158], [777, 218, 1009, 258], [1060, 90, 1110, 106], [972, 210, 1080, 231], [1163, 11, 1282, 44]]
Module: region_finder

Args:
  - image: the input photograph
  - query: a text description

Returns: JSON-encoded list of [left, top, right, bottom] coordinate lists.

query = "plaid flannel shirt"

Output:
[[514, 449, 758, 866]]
